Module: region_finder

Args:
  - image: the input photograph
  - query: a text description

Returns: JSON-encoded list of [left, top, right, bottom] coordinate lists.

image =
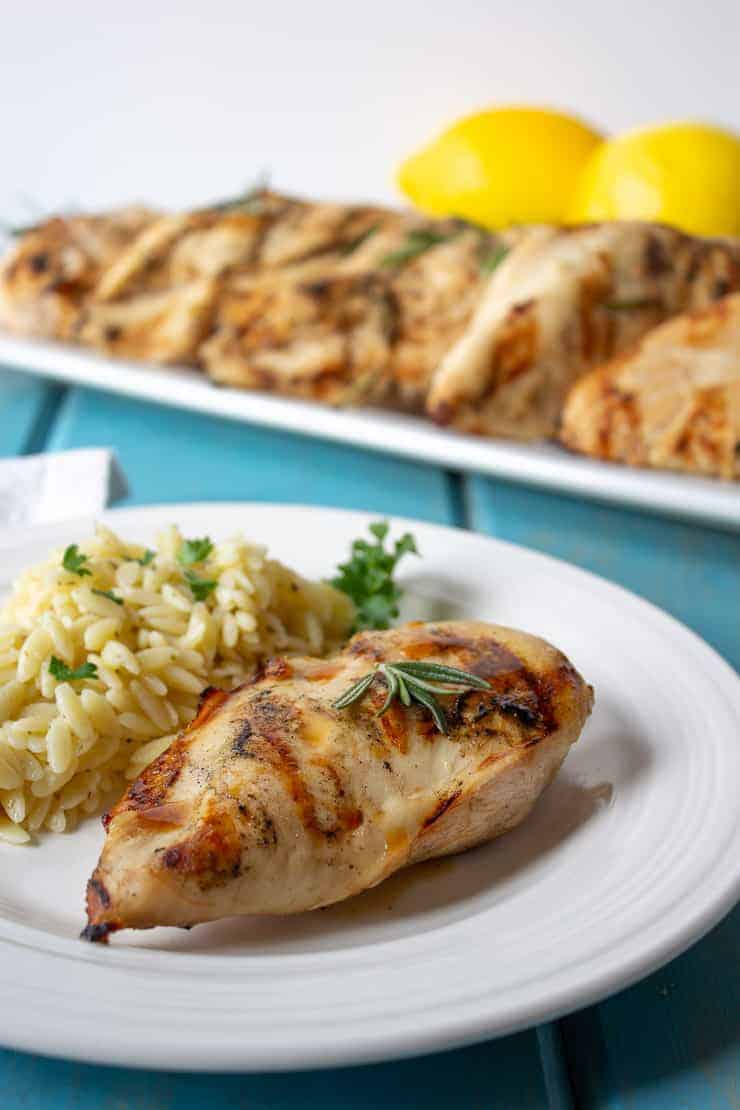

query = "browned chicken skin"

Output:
[[84, 620, 593, 940]]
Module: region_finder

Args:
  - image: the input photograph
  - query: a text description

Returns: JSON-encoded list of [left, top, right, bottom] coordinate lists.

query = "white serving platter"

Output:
[[0, 504, 738, 1072], [1, 334, 738, 531]]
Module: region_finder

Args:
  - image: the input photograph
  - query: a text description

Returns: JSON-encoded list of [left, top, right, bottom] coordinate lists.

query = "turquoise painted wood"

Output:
[[1, 377, 738, 1109], [46, 388, 458, 524], [0, 368, 63, 456], [468, 475, 740, 1110], [0, 1032, 551, 1110], [466, 477, 740, 666], [2, 384, 554, 1109]]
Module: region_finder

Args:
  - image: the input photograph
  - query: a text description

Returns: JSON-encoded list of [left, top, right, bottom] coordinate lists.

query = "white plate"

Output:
[[1, 335, 739, 532], [0, 503, 738, 1072]]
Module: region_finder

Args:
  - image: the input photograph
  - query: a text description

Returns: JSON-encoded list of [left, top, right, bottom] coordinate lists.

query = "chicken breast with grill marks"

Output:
[[426, 222, 740, 440], [84, 620, 593, 939], [0, 207, 157, 340], [561, 293, 740, 479]]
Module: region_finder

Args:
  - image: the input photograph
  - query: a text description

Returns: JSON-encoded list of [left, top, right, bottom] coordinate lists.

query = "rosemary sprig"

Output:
[[479, 243, 510, 274], [379, 228, 460, 269], [339, 225, 379, 256], [333, 660, 491, 733], [603, 297, 662, 312], [203, 173, 270, 215]]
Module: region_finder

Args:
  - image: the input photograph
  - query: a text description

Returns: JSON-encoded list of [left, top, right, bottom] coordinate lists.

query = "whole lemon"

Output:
[[569, 122, 740, 236], [397, 107, 603, 229]]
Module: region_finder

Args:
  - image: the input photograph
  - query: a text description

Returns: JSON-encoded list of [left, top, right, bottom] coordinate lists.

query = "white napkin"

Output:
[[0, 448, 128, 529]]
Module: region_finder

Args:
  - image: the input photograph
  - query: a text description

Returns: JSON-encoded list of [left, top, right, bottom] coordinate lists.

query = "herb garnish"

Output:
[[205, 174, 270, 215], [339, 225, 379, 256], [92, 588, 123, 606], [479, 244, 510, 274], [135, 549, 156, 567], [49, 656, 98, 682], [333, 661, 491, 733], [184, 569, 218, 601], [177, 537, 214, 566], [603, 298, 662, 312], [380, 228, 459, 269], [331, 521, 418, 632], [61, 544, 91, 577], [2, 221, 41, 238]]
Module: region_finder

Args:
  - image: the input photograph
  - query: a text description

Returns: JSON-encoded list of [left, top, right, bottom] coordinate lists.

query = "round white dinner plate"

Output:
[[0, 503, 737, 1072]]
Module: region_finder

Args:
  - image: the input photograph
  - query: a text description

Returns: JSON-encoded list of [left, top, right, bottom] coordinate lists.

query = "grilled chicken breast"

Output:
[[0, 207, 157, 339], [84, 620, 592, 939], [561, 293, 740, 478], [427, 223, 740, 440], [201, 207, 512, 407]]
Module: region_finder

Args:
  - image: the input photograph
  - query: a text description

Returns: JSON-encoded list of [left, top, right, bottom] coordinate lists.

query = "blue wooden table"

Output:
[[1, 367, 738, 1109]]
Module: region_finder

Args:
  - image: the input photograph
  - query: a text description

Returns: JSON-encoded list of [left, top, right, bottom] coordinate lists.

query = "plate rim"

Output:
[[0, 501, 737, 1072]]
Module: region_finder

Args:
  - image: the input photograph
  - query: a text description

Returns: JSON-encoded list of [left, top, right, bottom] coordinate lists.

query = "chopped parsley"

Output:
[[184, 569, 218, 601], [49, 656, 98, 682], [92, 588, 123, 606], [61, 544, 91, 577], [135, 549, 156, 567], [177, 537, 214, 566], [331, 521, 418, 632]]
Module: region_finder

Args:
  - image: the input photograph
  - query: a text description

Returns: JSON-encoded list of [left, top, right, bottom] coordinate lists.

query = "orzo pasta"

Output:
[[0, 524, 353, 843]]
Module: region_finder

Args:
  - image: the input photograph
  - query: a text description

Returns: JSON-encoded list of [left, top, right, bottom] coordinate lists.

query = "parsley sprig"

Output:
[[61, 544, 91, 577], [333, 660, 491, 733], [331, 521, 418, 632], [49, 656, 98, 682]]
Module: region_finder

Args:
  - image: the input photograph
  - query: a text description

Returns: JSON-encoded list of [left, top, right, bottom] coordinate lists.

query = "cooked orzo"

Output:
[[0, 524, 354, 843]]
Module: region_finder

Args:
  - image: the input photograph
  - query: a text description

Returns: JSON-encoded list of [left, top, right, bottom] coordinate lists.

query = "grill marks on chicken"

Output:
[[0, 207, 157, 339], [4, 193, 737, 475], [0, 192, 511, 402], [83, 620, 592, 939], [426, 224, 740, 440], [561, 292, 740, 478]]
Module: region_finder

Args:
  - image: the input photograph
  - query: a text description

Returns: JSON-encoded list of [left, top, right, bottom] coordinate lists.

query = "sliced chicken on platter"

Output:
[[0, 207, 157, 339], [426, 223, 740, 440], [561, 293, 740, 478]]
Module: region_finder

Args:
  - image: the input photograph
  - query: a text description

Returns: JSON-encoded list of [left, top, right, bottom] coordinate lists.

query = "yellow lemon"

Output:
[[397, 106, 603, 229], [569, 122, 740, 236]]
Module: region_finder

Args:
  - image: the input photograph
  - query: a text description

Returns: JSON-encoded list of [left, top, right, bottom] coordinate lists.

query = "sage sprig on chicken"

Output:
[[333, 660, 491, 733]]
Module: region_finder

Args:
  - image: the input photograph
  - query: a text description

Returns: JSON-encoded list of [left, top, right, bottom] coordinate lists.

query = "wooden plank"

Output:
[[468, 475, 740, 1110], [561, 905, 740, 1110], [46, 387, 459, 524], [467, 477, 740, 666], [0, 368, 63, 457], [0, 387, 553, 1107], [0, 1032, 551, 1110]]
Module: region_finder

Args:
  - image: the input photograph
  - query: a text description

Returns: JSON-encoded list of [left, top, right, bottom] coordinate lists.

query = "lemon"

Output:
[[397, 107, 603, 229], [569, 122, 740, 236]]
